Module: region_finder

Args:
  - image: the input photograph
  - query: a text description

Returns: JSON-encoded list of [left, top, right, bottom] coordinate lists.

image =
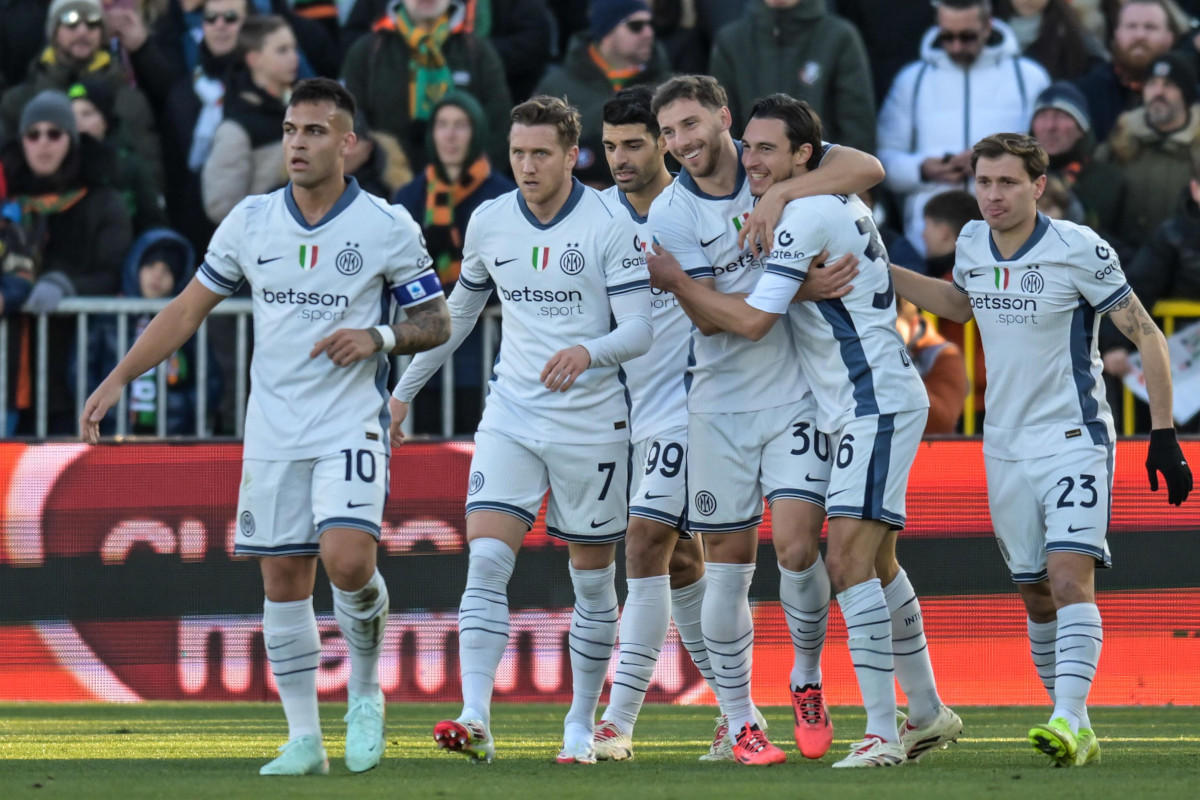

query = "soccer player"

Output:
[[889, 132, 1192, 766], [646, 94, 962, 768], [388, 96, 652, 765], [647, 76, 884, 766], [80, 78, 451, 776]]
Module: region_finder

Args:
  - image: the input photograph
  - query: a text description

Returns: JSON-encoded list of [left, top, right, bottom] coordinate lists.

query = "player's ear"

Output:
[[1032, 174, 1047, 201], [718, 106, 732, 133], [565, 144, 579, 171]]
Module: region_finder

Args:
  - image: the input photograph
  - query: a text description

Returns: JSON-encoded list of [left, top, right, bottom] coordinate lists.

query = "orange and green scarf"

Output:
[[375, 6, 454, 121], [424, 156, 491, 284], [588, 44, 642, 92]]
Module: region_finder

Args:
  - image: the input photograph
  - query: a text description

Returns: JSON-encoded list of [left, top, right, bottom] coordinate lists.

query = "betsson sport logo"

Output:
[[968, 266, 1040, 326]]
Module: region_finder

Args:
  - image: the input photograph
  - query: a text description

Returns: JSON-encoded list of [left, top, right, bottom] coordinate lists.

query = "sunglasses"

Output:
[[203, 10, 243, 24], [624, 19, 652, 34], [24, 127, 66, 143], [935, 29, 982, 46], [59, 9, 103, 29]]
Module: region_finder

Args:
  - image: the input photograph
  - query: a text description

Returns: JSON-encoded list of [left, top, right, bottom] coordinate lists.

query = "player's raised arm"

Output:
[[81, 278, 225, 443], [889, 264, 973, 323], [740, 144, 885, 256], [1106, 291, 1193, 505]]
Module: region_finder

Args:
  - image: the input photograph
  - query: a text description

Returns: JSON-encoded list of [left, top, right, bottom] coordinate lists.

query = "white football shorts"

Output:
[[466, 429, 629, 543], [985, 444, 1114, 583], [824, 409, 926, 529], [687, 394, 831, 533], [235, 449, 389, 556], [629, 427, 690, 536]]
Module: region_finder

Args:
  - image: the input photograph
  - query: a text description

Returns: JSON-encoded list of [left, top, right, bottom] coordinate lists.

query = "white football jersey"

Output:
[[601, 184, 689, 441], [748, 193, 928, 432], [648, 141, 814, 414], [456, 180, 648, 444], [198, 179, 441, 460], [953, 214, 1130, 460]]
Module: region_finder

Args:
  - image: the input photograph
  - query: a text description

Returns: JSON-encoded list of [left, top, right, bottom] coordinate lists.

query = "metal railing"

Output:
[[0, 299, 502, 440]]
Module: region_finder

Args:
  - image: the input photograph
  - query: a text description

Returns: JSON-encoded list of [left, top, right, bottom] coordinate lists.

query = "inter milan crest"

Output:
[[560, 243, 585, 275], [336, 242, 363, 275], [239, 510, 256, 537], [1020, 271, 1044, 294]]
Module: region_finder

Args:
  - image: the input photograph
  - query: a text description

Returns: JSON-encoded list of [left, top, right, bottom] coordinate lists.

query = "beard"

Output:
[[1113, 42, 1159, 81]]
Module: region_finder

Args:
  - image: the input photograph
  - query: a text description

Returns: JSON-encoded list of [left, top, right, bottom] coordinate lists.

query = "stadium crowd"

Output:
[[1, 0, 1199, 436]]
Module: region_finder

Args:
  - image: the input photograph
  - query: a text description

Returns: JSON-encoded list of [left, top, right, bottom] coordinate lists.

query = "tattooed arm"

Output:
[[1107, 292, 1174, 429], [312, 295, 451, 367]]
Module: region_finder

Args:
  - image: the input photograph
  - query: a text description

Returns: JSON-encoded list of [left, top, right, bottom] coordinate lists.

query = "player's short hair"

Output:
[[923, 189, 982, 231], [934, 0, 992, 16], [1120, 0, 1184, 38], [747, 93, 823, 171], [289, 78, 356, 121], [651, 75, 727, 116], [237, 15, 288, 59], [971, 133, 1048, 181], [603, 85, 659, 138], [510, 95, 582, 151]]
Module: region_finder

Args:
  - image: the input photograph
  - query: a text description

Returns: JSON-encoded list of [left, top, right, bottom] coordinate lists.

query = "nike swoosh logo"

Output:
[[869, 633, 889, 641], [1066, 525, 1093, 533], [265, 638, 296, 651], [805, 473, 827, 483], [494, 257, 518, 267], [590, 517, 616, 529], [257, 255, 283, 264], [700, 233, 725, 247], [347, 501, 373, 509], [1060, 644, 1084, 652], [968, 269, 985, 278], [644, 493, 670, 500], [827, 489, 848, 498]]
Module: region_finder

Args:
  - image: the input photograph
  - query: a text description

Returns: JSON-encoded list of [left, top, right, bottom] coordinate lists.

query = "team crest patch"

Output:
[[299, 244, 319, 270], [336, 243, 363, 275], [1021, 271, 1044, 294], [468, 471, 485, 495], [560, 244, 585, 275], [532, 246, 551, 272], [239, 510, 256, 537], [693, 490, 717, 517]]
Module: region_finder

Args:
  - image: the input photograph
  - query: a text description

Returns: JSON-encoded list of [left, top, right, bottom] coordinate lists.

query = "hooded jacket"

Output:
[[877, 18, 1050, 252], [1097, 104, 1200, 249], [709, 0, 876, 154], [0, 46, 164, 189], [534, 32, 673, 186]]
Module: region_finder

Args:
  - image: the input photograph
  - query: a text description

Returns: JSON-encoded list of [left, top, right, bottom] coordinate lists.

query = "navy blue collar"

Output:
[[618, 189, 649, 224], [285, 177, 361, 230], [677, 140, 746, 200], [517, 178, 585, 229], [989, 211, 1050, 262]]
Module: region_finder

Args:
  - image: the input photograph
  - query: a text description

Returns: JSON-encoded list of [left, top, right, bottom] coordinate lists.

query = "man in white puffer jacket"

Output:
[[877, 0, 1049, 255]]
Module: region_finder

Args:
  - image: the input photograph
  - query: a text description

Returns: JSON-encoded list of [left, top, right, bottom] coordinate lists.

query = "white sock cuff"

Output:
[[881, 568, 913, 604], [627, 574, 671, 595], [469, 536, 517, 571], [569, 562, 617, 601], [671, 573, 706, 603], [705, 561, 755, 589], [1027, 617, 1058, 639], [778, 556, 825, 581], [1056, 602, 1101, 626], [263, 596, 315, 630], [331, 569, 387, 603], [837, 578, 884, 616]]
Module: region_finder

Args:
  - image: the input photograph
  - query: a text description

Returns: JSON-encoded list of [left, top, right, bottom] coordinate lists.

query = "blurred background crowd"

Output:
[[0, 0, 1197, 437]]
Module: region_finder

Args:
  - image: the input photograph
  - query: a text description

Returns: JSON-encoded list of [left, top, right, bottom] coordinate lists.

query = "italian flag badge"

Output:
[[531, 246, 550, 272], [299, 245, 319, 270], [994, 267, 1010, 289], [732, 212, 750, 231]]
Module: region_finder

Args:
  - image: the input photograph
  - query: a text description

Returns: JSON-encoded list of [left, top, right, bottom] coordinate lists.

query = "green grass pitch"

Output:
[[2, 704, 1198, 800]]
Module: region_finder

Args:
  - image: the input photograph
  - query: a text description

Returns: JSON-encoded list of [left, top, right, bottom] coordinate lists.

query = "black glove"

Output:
[[1146, 428, 1193, 506]]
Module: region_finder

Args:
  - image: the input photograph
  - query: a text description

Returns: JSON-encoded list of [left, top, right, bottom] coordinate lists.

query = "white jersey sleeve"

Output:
[[197, 200, 250, 295], [384, 211, 443, 308], [648, 189, 716, 279], [1068, 229, 1133, 312]]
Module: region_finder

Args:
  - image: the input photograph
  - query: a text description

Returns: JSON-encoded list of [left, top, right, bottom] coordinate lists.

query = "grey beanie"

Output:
[[45, 0, 106, 40], [19, 90, 79, 145]]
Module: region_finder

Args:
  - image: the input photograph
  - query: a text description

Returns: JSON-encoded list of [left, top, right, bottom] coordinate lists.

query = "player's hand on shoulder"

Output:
[[740, 184, 786, 257], [311, 328, 379, 367], [1145, 428, 1193, 506], [80, 379, 123, 444], [793, 250, 858, 303], [646, 240, 685, 292], [541, 345, 591, 393], [388, 398, 409, 448]]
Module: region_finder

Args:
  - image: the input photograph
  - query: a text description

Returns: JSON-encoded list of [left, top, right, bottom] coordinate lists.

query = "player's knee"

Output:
[[774, 534, 820, 573], [667, 545, 704, 589], [824, 550, 872, 594], [323, 553, 374, 592], [626, 518, 675, 573]]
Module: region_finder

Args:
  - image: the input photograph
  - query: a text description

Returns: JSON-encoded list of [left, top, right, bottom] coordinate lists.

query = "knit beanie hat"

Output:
[[68, 78, 118, 134], [45, 0, 106, 40], [1032, 81, 1091, 134], [590, 0, 651, 43], [1148, 52, 1199, 108], [19, 90, 79, 145]]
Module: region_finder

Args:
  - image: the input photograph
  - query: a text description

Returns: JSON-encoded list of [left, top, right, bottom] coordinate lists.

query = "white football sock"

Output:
[[1027, 617, 1057, 705], [264, 596, 322, 741], [779, 557, 830, 689], [603, 574, 671, 735], [564, 562, 619, 736], [671, 574, 722, 703], [458, 537, 516, 725], [882, 568, 941, 726], [702, 562, 756, 733], [332, 568, 389, 697], [1051, 602, 1102, 732], [838, 578, 897, 742]]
